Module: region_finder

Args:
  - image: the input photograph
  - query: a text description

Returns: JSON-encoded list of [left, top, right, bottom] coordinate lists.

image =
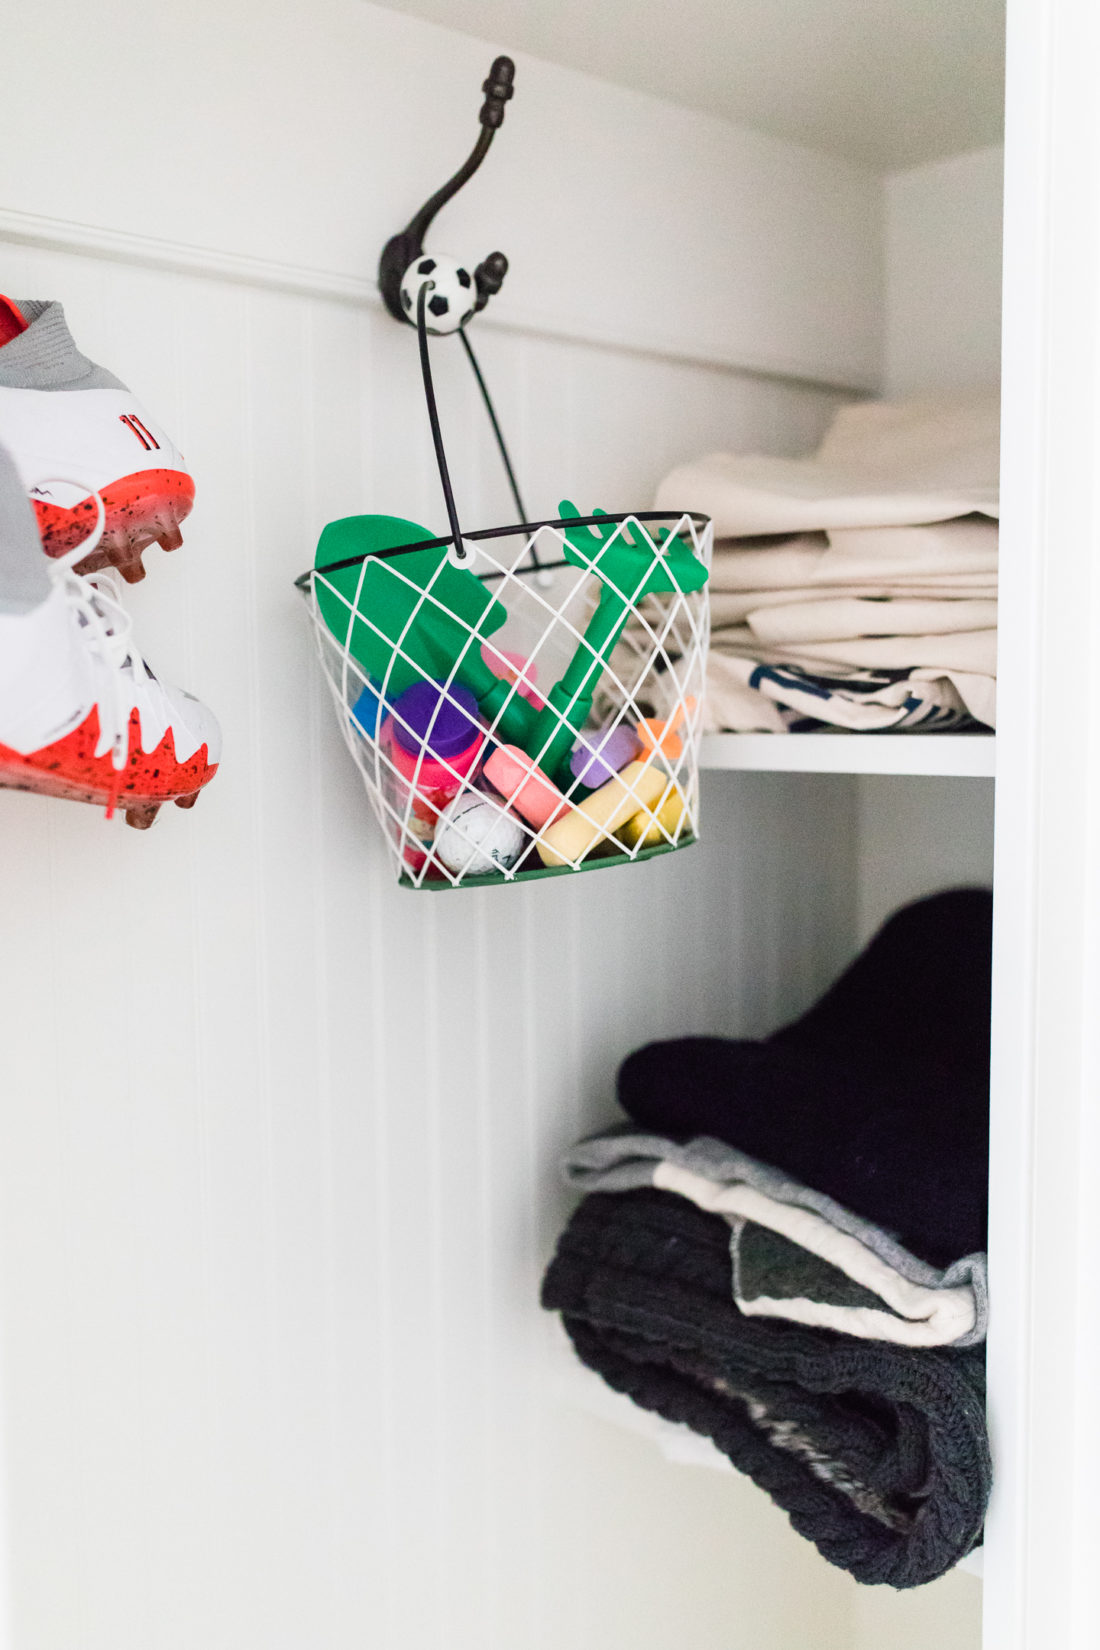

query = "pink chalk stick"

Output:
[[483, 744, 565, 829]]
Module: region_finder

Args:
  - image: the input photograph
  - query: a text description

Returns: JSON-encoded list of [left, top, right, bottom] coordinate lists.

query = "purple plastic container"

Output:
[[569, 722, 643, 788], [392, 679, 482, 763]]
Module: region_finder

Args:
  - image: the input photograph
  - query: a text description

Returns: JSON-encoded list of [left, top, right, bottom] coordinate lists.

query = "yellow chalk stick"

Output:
[[536, 760, 668, 868], [618, 783, 686, 848]]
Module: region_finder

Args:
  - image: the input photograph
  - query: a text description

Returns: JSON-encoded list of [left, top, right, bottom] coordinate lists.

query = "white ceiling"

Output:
[[373, 0, 1005, 172]]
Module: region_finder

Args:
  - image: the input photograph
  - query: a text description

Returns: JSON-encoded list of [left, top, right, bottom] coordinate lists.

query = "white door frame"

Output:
[[986, 0, 1100, 1644]]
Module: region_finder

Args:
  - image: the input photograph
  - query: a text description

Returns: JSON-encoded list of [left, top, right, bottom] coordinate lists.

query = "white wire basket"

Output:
[[298, 505, 712, 890]]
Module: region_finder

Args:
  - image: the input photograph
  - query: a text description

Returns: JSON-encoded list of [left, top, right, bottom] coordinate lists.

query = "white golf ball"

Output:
[[434, 792, 525, 876]]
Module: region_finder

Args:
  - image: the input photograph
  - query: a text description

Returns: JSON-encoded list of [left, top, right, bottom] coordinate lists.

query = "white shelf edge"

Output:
[[699, 733, 996, 778]]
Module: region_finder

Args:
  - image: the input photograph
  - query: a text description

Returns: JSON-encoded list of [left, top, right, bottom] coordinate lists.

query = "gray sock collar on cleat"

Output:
[[0, 300, 126, 393], [0, 442, 50, 613]]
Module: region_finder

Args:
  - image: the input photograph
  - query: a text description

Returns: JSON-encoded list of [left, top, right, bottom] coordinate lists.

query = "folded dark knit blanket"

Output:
[[617, 889, 992, 1266], [542, 1188, 990, 1589]]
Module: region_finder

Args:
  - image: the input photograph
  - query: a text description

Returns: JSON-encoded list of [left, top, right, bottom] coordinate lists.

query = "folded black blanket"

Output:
[[617, 889, 992, 1266], [542, 1188, 990, 1589]]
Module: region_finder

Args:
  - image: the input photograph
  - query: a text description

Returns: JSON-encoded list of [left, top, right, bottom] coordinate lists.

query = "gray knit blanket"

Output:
[[541, 1187, 990, 1588]]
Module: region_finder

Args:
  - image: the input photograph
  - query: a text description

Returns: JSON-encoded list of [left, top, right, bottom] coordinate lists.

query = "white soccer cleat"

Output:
[[0, 296, 195, 583], [0, 446, 220, 826]]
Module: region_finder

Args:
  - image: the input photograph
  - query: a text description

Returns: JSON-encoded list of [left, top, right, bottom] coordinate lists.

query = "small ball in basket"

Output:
[[400, 255, 477, 335], [435, 792, 525, 877]]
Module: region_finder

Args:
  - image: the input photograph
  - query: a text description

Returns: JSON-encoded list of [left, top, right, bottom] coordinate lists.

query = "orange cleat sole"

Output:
[[0, 705, 217, 817], [33, 468, 195, 584]]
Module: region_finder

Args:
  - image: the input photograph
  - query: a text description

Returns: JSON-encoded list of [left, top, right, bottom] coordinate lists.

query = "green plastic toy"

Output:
[[313, 514, 536, 745], [525, 501, 709, 784]]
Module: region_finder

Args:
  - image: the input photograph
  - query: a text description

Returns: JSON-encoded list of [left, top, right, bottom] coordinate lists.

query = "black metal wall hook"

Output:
[[378, 56, 516, 323]]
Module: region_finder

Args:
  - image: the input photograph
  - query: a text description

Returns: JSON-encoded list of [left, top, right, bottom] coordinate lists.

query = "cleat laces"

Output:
[[37, 479, 160, 795]]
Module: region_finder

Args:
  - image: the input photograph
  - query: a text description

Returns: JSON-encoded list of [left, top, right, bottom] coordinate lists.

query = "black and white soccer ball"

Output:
[[399, 254, 477, 335]]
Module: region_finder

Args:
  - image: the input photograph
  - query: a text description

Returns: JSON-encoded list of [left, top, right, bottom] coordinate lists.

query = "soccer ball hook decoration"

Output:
[[378, 57, 515, 332], [399, 255, 477, 335], [374, 55, 542, 578]]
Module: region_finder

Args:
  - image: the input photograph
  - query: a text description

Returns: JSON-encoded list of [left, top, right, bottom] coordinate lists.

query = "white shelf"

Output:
[[554, 1337, 986, 1581], [699, 733, 996, 778]]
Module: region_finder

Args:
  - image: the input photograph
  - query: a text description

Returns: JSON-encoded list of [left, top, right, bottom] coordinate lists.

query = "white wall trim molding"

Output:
[[0, 204, 869, 394]]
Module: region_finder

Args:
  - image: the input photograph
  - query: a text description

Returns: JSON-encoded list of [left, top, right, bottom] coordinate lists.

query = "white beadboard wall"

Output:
[[0, 0, 892, 1639], [0, 235, 866, 1650]]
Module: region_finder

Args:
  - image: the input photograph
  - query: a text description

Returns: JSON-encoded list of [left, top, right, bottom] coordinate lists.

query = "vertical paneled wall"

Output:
[[0, 4, 882, 1646], [884, 145, 1004, 397], [855, 777, 996, 943], [0, 240, 862, 1650]]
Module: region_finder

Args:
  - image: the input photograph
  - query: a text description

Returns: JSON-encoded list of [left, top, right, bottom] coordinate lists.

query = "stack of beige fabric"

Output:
[[655, 391, 999, 732]]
